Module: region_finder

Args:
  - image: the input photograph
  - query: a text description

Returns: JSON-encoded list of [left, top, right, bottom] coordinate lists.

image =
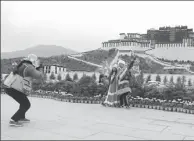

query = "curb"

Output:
[[29, 94, 102, 105], [131, 104, 194, 115], [27, 94, 194, 115]]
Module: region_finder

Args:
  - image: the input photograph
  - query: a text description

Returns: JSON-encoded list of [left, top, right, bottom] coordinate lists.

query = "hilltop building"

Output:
[[102, 26, 194, 61], [102, 33, 152, 52], [102, 26, 194, 50], [147, 26, 194, 44]]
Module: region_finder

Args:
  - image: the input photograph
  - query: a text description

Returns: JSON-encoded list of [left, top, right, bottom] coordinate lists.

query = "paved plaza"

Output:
[[1, 94, 194, 140]]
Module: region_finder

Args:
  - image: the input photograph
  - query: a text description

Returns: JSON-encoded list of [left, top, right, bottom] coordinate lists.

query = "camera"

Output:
[[36, 63, 44, 71]]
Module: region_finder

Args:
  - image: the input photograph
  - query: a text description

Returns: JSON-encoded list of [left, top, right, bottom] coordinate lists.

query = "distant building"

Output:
[[43, 64, 100, 81], [102, 26, 194, 51], [43, 64, 66, 80], [101, 26, 194, 61], [147, 26, 194, 44], [102, 33, 152, 52]]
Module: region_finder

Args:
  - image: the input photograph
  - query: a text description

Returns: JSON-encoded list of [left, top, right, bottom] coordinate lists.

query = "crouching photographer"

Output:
[[3, 54, 44, 127]]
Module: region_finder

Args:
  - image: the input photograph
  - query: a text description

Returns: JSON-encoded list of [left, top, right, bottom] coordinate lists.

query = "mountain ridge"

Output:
[[1, 45, 78, 59]]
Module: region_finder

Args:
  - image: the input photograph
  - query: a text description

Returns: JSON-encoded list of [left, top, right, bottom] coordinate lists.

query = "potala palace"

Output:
[[102, 26, 194, 61]]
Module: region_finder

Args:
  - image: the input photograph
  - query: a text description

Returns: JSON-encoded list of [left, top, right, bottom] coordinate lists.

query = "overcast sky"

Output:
[[1, 1, 194, 53]]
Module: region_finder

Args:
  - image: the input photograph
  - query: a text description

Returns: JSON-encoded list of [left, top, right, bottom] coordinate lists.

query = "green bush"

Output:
[[170, 76, 174, 84], [92, 73, 97, 81], [65, 73, 73, 81], [50, 72, 56, 80], [188, 79, 192, 86], [163, 76, 168, 84], [32, 71, 194, 102], [57, 74, 62, 81], [73, 73, 78, 81], [144, 86, 163, 99], [156, 74, 161, 82], [146, 75, 151, 83]]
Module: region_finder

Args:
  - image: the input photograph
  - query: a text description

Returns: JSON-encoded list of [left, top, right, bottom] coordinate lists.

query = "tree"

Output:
[[176, 76, 181, 84], [62, 81, 74, 94], [163, 76, 168, 84], [44, 82, 56, 91], [50, 72, 56, 80], [188, 79, 192, 86], [92, 73, 97, 81], [146, 74, 151, 83], [43, 73, 47, 81], [88, 82, 98, 97], [129, 75, 138, 88], [136, 71, 144, 87], [73, 73, 78, 81], [65, 73, 72, 81], [57, 73, 62, 81], [78, 75, 97, 96], [78, 75, 96, 86], [176, 76, 183, 89], [181, 76, 186, 86], [156, 74, 161, 82], [170, 76, 174, 84]]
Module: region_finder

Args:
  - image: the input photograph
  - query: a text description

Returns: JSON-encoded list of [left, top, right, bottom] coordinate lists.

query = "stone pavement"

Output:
[[1, 94, 194, 140]]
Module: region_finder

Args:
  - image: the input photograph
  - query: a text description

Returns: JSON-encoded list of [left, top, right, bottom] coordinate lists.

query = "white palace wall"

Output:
[[103, 45, 151, 52], [146, 45, 194, 61], [103, 42, 194, 61]]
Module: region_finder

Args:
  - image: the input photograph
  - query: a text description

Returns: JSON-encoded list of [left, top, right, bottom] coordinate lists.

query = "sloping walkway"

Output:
[[1, 94, 194, 140], [68, 55, 103, 68]]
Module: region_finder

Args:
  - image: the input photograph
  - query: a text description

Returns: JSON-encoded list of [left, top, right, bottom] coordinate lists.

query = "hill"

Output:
[[1, 49, 118, 74], [1, 48, 194, 75], [71, 49, 114, 65], [1, 45, 77, 59], [70, 48, 194, 74]]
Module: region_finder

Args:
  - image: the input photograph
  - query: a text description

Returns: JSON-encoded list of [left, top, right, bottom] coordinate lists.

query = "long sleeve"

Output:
[[118, 67, 128, 81], [24, 65, 44, 80], [128, 59, 135, 70], [119, 58, 136, 82]]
